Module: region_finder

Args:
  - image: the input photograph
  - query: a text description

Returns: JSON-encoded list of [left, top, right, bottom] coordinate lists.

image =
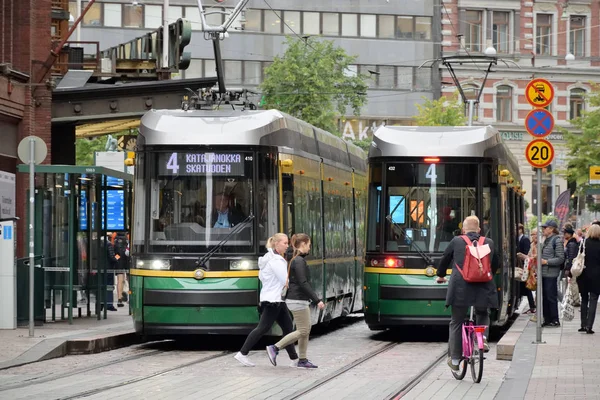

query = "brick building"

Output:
[[0, 0, 56, 256], [440, 0, 599, 218]]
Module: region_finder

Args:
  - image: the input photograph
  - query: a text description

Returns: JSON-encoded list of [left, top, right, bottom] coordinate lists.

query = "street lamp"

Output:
[[565, 53, 575, 61], [484, 46, 497, 56]]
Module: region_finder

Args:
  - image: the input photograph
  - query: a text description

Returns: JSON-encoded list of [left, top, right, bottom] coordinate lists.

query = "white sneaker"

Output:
[[234, 352, 255, 367], [289, 359, 299, 368]]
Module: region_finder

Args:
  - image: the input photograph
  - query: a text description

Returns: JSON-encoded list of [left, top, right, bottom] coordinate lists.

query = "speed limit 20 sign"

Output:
[[525, 139, 554, 168]]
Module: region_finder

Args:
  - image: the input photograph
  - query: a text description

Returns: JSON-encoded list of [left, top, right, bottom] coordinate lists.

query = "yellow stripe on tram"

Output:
[[364, 267, 451, 276], [129, 269, 258, 278]]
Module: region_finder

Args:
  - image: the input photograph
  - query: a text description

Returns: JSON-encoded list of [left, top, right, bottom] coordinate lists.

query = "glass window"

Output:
[[378, 66, 395, 89], [204, 59, 216, 77], [322, 13, 339, 36], [168, 6, 182, 24], [396, 16, 413, 39], [104, 4, 121, 27], [360, 65, 377, 88], [82, 2, 101, 26], [378, 15, 395, 38], [69, 1, 77, 23], [123, 5, 142, 28], [493, 12, 510, 53], [397, 67, 413, 90], [465, 10, 482, 52], [262, 61, 273, 78], [570, 16, 585, 57], [496, 85, 512, 122], [225, 8, 243, 30], [360, 14, 376, 37], [366, 165, 382, 251], [303, 12, 320, 35], [243, 9, 261, 32], [570, 88, 585, 120], [145, 5, 162, 29], [344, 65, 357, 78], [186, 59, 203, 79], [284, 11, 300, 34], [205, 7, 222, 26], [414, 67, 430, 90], [244, 61, 262, 85], [415, 17, 431, 40], [264, 10, 281, 34], [536, 14, 552, 55], [341, 14, 358, 36], [185, 7, 202, 31], [225, 60, 242, 84]]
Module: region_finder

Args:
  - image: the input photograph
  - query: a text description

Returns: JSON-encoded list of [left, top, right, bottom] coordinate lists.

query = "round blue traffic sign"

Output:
[[525, 109, 554, 138]]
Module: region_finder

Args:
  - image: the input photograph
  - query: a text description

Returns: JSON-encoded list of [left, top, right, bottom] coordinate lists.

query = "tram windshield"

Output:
[[367, 162, 481, 253], [146, 151, 258, 253]]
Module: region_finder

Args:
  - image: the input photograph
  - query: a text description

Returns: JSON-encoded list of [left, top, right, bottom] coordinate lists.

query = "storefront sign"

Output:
[[0, 171, 15, 218], [501, 131, 563, 141]]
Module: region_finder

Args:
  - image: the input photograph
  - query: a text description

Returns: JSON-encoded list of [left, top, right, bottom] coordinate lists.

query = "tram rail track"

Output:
[[386, 350, 447, 399]]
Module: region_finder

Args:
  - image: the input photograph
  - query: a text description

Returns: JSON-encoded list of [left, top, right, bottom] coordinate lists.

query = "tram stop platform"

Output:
[[0, 305, 135, 371]]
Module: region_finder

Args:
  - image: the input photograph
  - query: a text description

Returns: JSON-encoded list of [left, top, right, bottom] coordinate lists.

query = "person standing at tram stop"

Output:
[[539, 220, 565, 327], [516, 224, 535, 314], [266, 234, 325, 369], [102, 233, 118, 312], [578, 223, 600, 334], [435, 216, 499, 371], [234, 233, 299, 367], [112, 232, 130, 308]]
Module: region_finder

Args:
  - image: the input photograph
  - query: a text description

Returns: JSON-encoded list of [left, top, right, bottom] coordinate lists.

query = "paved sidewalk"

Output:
[[0, 304, 134, 369]]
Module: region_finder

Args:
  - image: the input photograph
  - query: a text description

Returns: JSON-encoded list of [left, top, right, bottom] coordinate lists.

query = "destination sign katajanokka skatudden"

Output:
[[157, 152, 249, 176]]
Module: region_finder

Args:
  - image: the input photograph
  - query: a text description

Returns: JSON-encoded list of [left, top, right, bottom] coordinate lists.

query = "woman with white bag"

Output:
[[576, 224, 600, 334]]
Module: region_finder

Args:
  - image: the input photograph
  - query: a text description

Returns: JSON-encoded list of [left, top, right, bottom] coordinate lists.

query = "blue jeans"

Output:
[[542, 277, 559, 323]]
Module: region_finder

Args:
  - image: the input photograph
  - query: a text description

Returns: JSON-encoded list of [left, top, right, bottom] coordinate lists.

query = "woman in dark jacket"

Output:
[[266, 234, 325, 369], [578, 224, 600, 333]]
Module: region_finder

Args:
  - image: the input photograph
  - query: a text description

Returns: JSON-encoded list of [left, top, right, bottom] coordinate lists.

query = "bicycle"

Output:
[[451, 306, 486, 383]]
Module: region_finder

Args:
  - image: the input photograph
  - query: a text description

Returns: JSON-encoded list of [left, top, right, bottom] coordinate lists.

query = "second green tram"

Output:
[[364, 125, 525, 330]]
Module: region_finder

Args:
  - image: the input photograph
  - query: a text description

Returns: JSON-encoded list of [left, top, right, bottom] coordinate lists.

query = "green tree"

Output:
[[260, 37, 368, 135], [76, 137, 105, 165], [562, 87, 600, 184], [414, 92, 467, 126]]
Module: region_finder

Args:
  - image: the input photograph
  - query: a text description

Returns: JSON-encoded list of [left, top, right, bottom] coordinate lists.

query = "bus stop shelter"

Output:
[[17, 165, 133, 324]]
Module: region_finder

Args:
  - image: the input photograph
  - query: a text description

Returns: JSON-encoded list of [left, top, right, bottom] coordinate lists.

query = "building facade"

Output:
[[440, 0, 600, 218], [70, 0, 441, 142]]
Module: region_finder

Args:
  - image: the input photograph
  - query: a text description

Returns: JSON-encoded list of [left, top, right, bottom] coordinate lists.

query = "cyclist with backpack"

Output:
[[436, 216, 499, 372]]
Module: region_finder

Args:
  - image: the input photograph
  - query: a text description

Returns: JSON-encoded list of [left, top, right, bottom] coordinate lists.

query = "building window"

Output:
[[360, 14, 376, 37], [104, 4, 121, 27], [145, 5, 162, 29], [244, 61, 262, 85], [465, 10, 482, 52], [123, 5, 142, 28], [68, 1, 76, 23], [226, 8, 243, 30], [186, 7, 202, 31], [186, 59, 203, 79], [397, 67, 412, 90], [264, 10, 281, 34], [283, 11, 300, 34], [341, 14, 358, 36], [378, 66, 395, 89], [243, 9, 261, 32], [415, 17, 431, 40], [204, 7, 222, 26], [303, 12, 320, 35], [493, 11, 510, 53], [569, 88, 585, 119], [343, 65, 358, 78], [536, 14, 552, 55], [396, 16, 413, 39], [360, 65, 377, 88], [225, 60, 242, 84], [414, 67, 431, 90], [378, 15, 395, 38], [570, 16, 585, 57], [496, 85, 512, 122], [168, 6, 183, 24], [322, 13, 339, 36], [82, 1, 102, 26], [204, 59, 216, 77]]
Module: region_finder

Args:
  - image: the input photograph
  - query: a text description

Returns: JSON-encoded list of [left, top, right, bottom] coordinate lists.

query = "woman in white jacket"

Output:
[[234, 233, 299, 367]]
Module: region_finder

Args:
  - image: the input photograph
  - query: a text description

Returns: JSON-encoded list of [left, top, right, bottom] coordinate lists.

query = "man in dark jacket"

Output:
[[210, 193, 246, 228], [436, 216, 499, 371]]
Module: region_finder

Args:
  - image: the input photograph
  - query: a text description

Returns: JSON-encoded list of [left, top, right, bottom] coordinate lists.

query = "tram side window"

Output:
[[366, 165, 382, 252]]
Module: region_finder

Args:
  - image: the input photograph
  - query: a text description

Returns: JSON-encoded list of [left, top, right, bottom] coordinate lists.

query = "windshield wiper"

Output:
[[196, 214, 255, 268], [385, 215, 434, 265]]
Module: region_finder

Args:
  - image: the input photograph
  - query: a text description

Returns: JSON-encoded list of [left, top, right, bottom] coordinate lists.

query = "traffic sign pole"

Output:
[[28, 137, 35, 338]]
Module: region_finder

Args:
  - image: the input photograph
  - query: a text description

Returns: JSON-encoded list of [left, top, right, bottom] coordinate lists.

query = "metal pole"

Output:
[[536, 167, 544, 343], [28, 137, 35, 338], [551, 159, 556, 213], [467, 99, 475, 126], [163, 0, 169, 70]]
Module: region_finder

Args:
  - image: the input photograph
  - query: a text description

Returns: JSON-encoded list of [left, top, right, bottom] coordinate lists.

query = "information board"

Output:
[[79, 190, 126, 231], [157, 152, 248, 176]]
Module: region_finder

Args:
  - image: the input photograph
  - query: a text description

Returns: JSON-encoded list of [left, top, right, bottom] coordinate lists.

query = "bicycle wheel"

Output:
[[451, 358, 468, 380], [470, 332, 484, 383]]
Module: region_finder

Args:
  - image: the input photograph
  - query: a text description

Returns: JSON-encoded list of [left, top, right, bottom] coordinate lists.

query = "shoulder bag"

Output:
[[570, 239, 586, 278]]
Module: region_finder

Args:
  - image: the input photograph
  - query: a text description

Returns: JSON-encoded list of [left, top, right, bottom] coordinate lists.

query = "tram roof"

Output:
[[139, 108, 366, 171]]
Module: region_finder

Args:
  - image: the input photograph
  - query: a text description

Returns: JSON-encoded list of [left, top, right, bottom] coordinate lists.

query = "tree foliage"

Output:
[[562, 86, 600, 184], [414, 92, 467, 126], [76, 137, 105, 165], [260, 37, 368, 135], [527, 214, 558, 233]]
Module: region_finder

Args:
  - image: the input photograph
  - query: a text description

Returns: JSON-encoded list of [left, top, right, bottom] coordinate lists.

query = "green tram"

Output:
[[130, 109, 367, 336], [364, 126, 525, 330]]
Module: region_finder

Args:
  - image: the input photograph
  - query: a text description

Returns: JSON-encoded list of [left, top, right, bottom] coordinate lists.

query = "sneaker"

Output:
[[266, 345, 278, 366], [483, 338, 490, 353], [289, 359, 299, 368], [579, 327, 587, 332], [117, 301, 125, 308], [447, 357, 459, 371], [297, 359, 318, 369], [106, 305, 118, 311], [549, 321, 561, 327], [234, 352, 255, 367]]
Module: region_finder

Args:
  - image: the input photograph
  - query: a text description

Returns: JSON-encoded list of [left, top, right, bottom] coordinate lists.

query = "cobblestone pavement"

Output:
[[0, 317, 454, 400]]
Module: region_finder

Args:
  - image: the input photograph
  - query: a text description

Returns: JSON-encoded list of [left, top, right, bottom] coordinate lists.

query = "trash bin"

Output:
[[17, 256, 45, 326]]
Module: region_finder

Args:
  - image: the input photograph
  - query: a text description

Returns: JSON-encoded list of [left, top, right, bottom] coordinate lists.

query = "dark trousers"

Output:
[[581, 292, 599, 329], [240, 302, 298, 359], [542, 277, 559, 323], [449, 306, 489, 361], [520, 281, 535, 310]]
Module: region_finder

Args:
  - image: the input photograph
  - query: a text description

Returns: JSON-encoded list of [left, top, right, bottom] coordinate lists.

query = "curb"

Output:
[[0, 330, 140, 370], [496, 312, 530, 361]]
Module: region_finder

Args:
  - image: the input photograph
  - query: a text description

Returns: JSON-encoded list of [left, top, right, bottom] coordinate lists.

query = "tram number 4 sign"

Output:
[[525, 139, 555, 168]]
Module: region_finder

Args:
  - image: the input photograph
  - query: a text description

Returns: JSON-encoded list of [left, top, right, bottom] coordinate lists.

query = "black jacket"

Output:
[[286, 254, 321, 303], [210, 208, 246, 228], [564, 237, 579, 272], [580, 238, 600, 294], [518, 235, 531, 256], [437, 232, 500, 309]]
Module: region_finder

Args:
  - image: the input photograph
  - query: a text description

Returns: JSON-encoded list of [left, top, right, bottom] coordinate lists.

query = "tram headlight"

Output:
[[230, 260, 258, 270], [136, 259, 170, 270]]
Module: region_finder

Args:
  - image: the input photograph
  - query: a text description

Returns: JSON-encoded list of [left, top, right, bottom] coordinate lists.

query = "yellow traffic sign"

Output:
[[590, 166, 600, 184], [525, 78, 554, 108], [525, 139, 554, 168]]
